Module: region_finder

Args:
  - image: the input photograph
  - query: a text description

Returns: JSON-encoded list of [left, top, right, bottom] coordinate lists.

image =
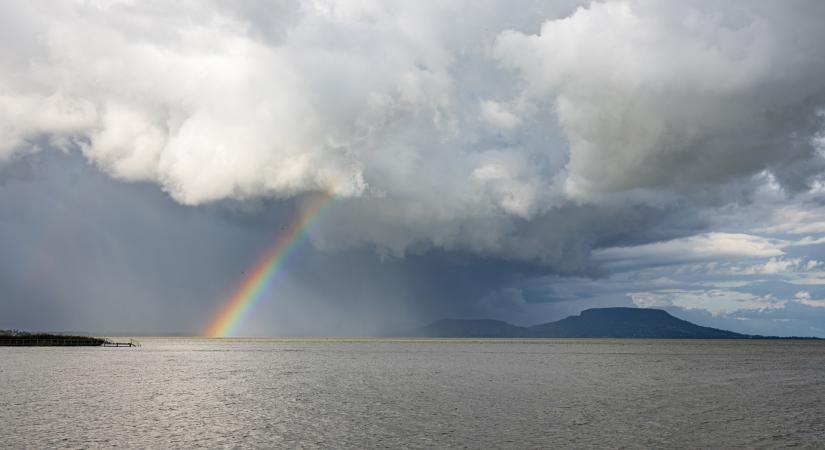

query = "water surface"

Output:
[[1, 339, 823, 448]]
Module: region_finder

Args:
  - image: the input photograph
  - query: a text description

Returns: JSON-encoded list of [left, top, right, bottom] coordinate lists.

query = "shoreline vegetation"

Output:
[[0, 331, 106, 346], [0, 330, 138, 347]]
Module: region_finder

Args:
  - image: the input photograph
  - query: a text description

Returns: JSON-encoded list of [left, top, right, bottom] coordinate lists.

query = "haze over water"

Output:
[[2, 339, 823, 448]]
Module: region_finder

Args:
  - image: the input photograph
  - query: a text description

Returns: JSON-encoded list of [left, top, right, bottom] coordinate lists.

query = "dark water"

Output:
[[1, 339, 824, 449]]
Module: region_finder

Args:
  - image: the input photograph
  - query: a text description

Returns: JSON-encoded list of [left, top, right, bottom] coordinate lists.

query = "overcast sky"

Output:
[[3, 0, 825, 336]]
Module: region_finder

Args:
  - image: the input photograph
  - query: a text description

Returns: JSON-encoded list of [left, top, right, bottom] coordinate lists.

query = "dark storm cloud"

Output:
[[0, 151, 559, 334]]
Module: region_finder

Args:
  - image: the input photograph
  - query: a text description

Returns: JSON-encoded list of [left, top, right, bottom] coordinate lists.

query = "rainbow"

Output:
[[204, 192, 334, 337]]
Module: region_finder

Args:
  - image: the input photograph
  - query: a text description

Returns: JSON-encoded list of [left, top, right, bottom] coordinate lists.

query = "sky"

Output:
[[2, 0, 825, 336]]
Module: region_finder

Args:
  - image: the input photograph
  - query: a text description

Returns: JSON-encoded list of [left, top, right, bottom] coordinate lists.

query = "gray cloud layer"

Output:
[[3, 1, 825, 335]]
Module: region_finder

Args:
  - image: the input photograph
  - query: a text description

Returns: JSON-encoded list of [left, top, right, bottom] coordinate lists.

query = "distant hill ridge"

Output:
[[412, 307, 812, 339]]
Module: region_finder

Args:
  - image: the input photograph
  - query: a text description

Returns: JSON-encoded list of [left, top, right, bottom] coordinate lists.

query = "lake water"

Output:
[[1, 339, 824, 448]]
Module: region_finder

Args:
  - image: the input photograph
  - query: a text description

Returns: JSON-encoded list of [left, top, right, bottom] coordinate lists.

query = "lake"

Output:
[[1, 339, 823, 448]]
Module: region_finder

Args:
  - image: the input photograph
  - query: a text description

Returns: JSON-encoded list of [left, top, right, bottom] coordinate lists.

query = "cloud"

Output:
[[0, 1, 580, 261], [631, 289, 786, 316], [0, 1, 824, 266], [758, 204, 825, 235], [794, 291, 825, 308], [479, 100, 522, 131], [495, 1, 825, 198], [593, 233, 785, 271], [726, 257, 822, 275], [3, 2, 825, 337]]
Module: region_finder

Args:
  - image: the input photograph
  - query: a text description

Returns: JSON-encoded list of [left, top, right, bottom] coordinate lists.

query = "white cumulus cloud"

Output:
[[494, 1, 825, 198]]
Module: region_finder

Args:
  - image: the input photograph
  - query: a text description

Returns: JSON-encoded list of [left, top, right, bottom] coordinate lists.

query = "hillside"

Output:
[[414, 307, 753, 339]]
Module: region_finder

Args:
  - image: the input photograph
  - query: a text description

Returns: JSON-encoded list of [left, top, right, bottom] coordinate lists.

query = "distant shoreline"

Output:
[[84, 336, 823, 343], [407, 308, 824, 340], [0, 333, 107, 347]]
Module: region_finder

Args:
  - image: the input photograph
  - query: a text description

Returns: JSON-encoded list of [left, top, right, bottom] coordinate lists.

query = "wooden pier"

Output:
[[102, 340, 140, 348]]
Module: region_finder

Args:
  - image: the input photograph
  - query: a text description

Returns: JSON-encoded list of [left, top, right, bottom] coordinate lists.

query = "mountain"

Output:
[[412, 307, 754, 339], [526, 307, 749, 338]]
